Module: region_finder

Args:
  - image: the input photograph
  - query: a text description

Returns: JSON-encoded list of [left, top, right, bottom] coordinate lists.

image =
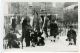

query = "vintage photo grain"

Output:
[[3, 2, 78, 52]]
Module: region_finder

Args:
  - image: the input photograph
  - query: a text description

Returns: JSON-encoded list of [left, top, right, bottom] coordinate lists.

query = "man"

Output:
[[50, 20, 58, 42], [11, 16, 17, 32], [22, 16, 31, 47], [67, 25, 77, 45]]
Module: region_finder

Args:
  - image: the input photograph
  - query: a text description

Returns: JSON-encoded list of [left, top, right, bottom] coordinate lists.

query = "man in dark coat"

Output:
[[50, 20, 58, 42], [22, 17, 31, 47], [67, 26, 77, 45], [12, 17, 17, 31]]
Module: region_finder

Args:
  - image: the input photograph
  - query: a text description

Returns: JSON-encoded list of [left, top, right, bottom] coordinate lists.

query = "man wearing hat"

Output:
[[22, 16, 32, 47], [50, 19, 58, 42], [67, 25, 77, 45]]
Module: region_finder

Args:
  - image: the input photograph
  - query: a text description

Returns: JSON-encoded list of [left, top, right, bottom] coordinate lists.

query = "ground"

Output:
[[4, 28, 78, 52]]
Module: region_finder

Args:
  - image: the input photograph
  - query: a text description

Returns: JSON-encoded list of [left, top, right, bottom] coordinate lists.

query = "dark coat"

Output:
[[22, 18, 32, 46], [50, 22, 58, 36], [67, 29, 76, 38], [12, 18, 16, 29]]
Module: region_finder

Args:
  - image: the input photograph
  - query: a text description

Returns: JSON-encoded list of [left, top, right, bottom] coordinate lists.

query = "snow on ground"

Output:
[[4, 28, 79, 52]]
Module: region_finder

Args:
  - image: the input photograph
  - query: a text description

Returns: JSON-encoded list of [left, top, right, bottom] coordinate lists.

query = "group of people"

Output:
[[4, 14, 77, 49], [21, 16, 45, 47], [21, 15, 58, 47]]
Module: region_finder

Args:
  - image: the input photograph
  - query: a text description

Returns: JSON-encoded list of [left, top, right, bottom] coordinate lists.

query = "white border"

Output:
[[0, 0, 79, 53]]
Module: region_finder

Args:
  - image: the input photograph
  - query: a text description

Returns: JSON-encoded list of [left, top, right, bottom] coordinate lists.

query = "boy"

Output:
[[67, 25, 77, 45]]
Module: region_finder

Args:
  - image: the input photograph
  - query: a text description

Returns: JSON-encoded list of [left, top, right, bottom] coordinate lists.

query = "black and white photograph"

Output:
[[3, 1, 78, 52]]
